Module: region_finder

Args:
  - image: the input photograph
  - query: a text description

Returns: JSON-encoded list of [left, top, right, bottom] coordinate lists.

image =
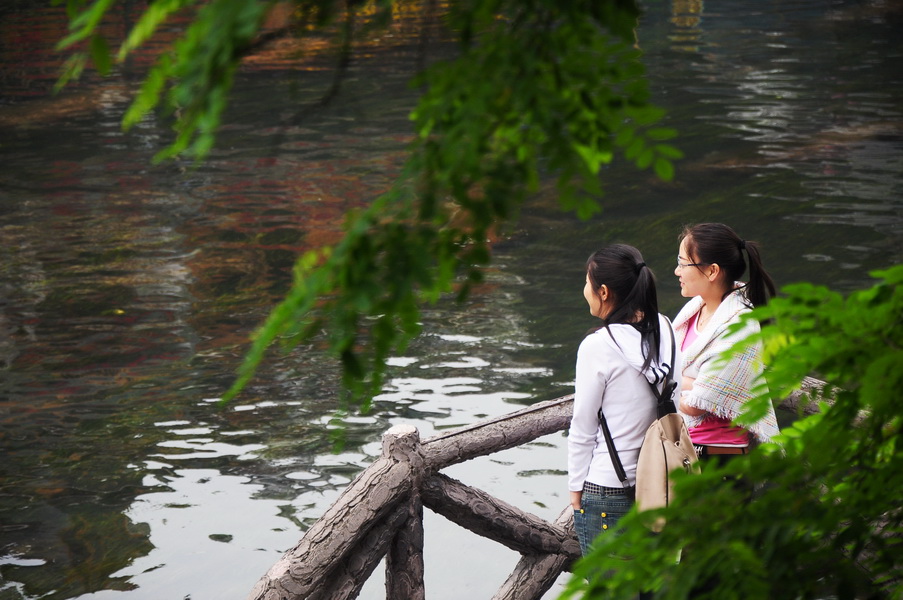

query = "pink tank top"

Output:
[[681, 312, 699, 352]]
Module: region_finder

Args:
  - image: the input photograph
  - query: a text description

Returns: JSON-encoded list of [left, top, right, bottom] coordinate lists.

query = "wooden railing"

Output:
[[248, 379, 824, 600], [247, 395, 580, 600]]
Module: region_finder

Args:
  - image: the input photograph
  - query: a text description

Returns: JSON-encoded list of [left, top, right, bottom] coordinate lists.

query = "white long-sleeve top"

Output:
[[567, 314, 682, 491]]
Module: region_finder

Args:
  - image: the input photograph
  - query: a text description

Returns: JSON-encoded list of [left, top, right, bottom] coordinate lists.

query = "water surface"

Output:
[[0, 1, 901, 598]]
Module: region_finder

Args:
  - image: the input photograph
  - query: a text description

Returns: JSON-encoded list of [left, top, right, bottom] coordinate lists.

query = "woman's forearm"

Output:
[[570, 490, 583, 510], [679, 398, 706, 416], [680, 375, 707, 416]]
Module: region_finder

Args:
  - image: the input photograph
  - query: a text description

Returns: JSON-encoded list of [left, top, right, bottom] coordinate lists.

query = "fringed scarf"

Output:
[[673, 289, 780, 444]]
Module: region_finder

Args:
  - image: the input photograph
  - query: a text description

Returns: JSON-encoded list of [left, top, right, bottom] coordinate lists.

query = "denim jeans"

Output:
[[573, 482, 635, 556], [573, 483, 653, 599]]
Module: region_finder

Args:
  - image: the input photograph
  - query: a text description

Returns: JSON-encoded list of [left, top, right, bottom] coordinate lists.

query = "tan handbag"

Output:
[[634, 412, 698, 531], [598, 319, 698, 531]]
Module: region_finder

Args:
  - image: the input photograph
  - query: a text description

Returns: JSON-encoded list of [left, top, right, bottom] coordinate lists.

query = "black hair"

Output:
[[680, 223, 776, 308], [586, 243, 661, 370]]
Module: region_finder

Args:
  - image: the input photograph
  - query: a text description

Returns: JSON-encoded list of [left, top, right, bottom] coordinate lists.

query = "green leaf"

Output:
[[653, 156, 674, 181], [625, 136, 645, 160], [636, 147, 655, 169], [64, 0, 680, 408], [118, 0, 195, 61], [574, 143, 613, 173], [53, 52, 87, 93], [56, 0, 116, 49], [614, 126, 635, 148], [653, 143, 684, 160], [646, 127, 678, 141], [123, 53, 171, 129], [89, 34, 111, 75]]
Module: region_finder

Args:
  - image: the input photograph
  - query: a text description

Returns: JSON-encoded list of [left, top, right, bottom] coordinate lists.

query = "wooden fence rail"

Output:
[[248, 381, 824, 600], [248, 395, 578, 600]]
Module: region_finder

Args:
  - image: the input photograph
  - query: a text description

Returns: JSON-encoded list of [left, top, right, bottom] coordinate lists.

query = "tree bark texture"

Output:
[[385, 425, 426, 600], [492, 507, 578, 600], [248, 425, 421, 600], [307, 501, 412, 600], [420, 472, 581, 559], [782, 376, 831, 416], [385, 494, 426, 600], [421, 396, 573, 470]]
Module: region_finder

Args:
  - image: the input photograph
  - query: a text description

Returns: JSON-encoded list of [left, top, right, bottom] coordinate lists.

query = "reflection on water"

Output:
[[1, 0, 902, 598], [88, 467, 310, 600]]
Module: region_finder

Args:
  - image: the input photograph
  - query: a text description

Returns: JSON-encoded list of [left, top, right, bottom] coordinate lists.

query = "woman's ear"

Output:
[[598, 284, 609, 302], [706, 263, 722, 282]]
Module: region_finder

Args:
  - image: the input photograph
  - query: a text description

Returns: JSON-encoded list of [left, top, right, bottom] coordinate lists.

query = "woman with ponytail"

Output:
[[672, 223, 780, 458], [568, 244, 682, 557]]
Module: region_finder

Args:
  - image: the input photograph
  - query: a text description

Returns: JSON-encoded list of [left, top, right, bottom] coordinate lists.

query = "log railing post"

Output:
[[383, 424, 426, 600], [247, 427, 418, 600], [307, 503, 412, 600]]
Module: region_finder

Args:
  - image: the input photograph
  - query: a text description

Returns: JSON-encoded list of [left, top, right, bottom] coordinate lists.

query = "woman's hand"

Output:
[[679, 376, 707, 416], [570, 490, 583, 511], [681, 374, 695, 391]]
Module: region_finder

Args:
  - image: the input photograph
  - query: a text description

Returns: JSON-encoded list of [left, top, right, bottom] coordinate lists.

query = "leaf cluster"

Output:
[[215, 0, 682, 406], [55, 1, 683, 407], [222, 178, 466, 410], [411, 0, 681, 222], [561, 265, 903, 600]]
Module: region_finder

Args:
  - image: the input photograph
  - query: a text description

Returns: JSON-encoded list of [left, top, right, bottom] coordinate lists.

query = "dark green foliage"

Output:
[[235, 1, 681, 406], [561, 266, 903, 600], [55, 1, 682, 406]]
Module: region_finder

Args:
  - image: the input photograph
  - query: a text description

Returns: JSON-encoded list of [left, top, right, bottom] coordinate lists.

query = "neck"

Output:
[[696, 290, 727, 329], [700, 281, 734, 309], [699, 292, 723, 312]]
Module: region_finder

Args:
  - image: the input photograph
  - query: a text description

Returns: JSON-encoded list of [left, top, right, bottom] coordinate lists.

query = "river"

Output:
[[0, 0, 901, 598]]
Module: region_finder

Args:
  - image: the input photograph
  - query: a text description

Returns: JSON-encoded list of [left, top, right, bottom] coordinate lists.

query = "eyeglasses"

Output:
[[676, 257, 707, 270]]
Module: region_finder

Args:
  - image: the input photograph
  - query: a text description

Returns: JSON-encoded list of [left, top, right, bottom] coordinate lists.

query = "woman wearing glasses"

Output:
[[672, 223, 780, 458]]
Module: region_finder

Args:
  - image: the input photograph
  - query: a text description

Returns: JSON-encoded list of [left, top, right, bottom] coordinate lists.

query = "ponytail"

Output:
[[586, 244, 661, 370], [741, 240, 776, 307]]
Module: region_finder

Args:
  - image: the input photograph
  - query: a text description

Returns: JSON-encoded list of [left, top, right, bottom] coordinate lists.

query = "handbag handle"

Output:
[[597, 318, 677, 486]]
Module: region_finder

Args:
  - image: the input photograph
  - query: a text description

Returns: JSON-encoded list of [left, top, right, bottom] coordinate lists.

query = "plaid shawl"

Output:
[[673, 289, 780, 444]]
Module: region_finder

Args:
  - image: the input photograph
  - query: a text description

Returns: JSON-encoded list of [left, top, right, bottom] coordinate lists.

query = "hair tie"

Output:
[[635, 261, 646, 274], [739, 240, 747, 251]]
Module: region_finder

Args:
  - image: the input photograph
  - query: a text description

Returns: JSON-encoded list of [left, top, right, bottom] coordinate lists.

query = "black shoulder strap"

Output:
[[650, 319, 678, 419], [597, 406, 628, 484], [597, 318, 677, 486]]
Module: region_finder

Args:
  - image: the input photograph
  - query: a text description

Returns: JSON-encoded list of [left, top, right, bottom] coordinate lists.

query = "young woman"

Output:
[[568, 244, 682, 556], [673, 223, 780, 457]]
